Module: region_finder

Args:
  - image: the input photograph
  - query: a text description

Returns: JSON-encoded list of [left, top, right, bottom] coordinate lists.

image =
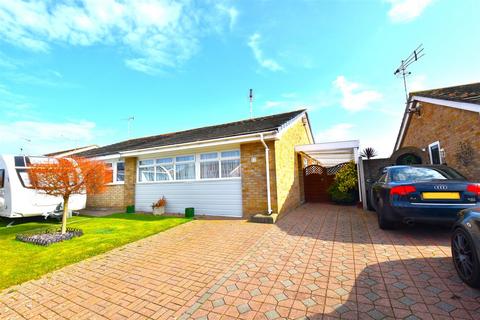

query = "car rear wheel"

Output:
[[376, 198, 396, 230], [451, 227, 480, 288]]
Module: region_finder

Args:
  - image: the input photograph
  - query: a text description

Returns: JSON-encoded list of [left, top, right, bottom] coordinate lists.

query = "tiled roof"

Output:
[[412, 82, 480, 105], [78, 109, 306, 157], [44, 145, 98, 157]]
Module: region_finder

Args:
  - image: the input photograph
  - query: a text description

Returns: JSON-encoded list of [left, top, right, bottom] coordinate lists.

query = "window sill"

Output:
[[106, 182, 125, 186]]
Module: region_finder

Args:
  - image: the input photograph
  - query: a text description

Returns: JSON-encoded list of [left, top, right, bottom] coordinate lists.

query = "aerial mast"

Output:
[[394, 44, 425, 104], [249, 89, 254, 118]]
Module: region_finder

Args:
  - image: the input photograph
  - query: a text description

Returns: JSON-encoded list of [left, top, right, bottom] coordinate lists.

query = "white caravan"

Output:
[[0, 155, 86, 218]]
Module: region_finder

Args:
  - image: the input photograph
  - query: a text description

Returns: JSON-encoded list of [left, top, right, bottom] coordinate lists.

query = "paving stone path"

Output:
[[1, 203, 479, 319]]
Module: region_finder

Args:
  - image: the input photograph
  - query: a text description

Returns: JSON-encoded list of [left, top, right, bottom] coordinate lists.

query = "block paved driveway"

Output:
[[1, 203, 480, 319]]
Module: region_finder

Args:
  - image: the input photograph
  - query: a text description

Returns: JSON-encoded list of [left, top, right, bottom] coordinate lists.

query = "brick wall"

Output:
[[86, 184, 125, 209], [240, 116, 313, 218], [86, 157, 137, 209], [274, 118, 313, 214], [123, 157, 137, 206], [401, 101, 480, 180], [240, 141, 278, 219]]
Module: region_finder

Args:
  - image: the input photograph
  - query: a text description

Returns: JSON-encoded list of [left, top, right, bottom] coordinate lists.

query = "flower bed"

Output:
[[16, 228, 83, 246]]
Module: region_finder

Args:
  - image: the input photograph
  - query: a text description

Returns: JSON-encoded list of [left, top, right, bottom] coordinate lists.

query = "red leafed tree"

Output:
[[28, 157, 108, 234]]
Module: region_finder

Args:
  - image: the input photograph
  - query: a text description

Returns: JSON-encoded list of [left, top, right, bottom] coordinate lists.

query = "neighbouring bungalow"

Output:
[[44, 145, 99, 158], [76, 110, 321, 219], [394, 82, 480, 181]]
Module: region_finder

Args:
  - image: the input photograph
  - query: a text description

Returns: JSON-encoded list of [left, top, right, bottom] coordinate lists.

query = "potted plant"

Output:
[[152, 197, 167, 215]]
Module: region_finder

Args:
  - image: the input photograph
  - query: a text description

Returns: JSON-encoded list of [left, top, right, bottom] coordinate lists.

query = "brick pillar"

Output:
[[123, 157, 137, 208], [240, 142, 278, 219]]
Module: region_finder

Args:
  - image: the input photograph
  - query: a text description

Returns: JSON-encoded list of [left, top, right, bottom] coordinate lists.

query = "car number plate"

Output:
[[422, 192, 460, 200]]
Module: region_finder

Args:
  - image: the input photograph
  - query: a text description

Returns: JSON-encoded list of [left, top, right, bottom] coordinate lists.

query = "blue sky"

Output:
[[1, 0, 479, 156]]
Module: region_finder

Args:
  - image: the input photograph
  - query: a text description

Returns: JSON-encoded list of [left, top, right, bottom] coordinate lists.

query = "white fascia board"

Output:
[[394, 112, 411, 151], [276, 110, 314, 143], [295, 140, 360, 153], [412, 96, 480, 114], [119, 131, 279, 157], [92, 154, 122, 161]]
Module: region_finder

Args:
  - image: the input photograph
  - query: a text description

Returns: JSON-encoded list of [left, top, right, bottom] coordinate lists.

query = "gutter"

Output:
[[260, 133, 273, 215]]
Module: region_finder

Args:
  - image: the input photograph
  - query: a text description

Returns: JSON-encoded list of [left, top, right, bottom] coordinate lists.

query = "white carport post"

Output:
[[295, 140, 367, 210]]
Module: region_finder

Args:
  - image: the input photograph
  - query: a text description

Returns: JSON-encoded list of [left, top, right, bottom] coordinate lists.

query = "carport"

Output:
[[295, 140, 368, 209]]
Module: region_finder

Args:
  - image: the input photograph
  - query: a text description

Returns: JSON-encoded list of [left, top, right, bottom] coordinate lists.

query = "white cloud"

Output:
[[216, 4, 238, 30], [333, 76, 382, 112], [264, 100, 285, 109], [386, 0, 433, 23], [316, 123, 355, 142], [0, 120, 99, 155], [247, 33, 284, 72], [315, 122, 397, 157], [408, 74, 427, 92], [0, 0, 237, 73]]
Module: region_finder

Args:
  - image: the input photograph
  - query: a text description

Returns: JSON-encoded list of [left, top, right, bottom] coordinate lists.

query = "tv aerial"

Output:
[[394, 44, 425, 104]]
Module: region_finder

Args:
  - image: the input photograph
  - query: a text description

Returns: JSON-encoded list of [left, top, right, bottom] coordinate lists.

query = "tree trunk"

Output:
[[61, 196, 69, 234]]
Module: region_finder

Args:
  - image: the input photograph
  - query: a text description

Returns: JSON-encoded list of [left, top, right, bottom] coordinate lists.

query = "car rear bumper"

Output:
[[385, 203, 478, 224]]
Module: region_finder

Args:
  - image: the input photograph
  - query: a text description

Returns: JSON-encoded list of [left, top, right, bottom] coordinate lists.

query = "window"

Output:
[[16, 169, 32, 188], [428, 141, 442, 165], [221, 151, 240, 178], [14, 156, 52, 188], [137, 150, 240, 183], [105, 163, 114, 183], [138, 155, 196, 182], [116, 162, 125, 182], [0, 169, 4, 188], [389, 166, 466, 183], [199, 150, 240, 179], [105, 160, 125, 184], [200, 152, 219, 179], [175, 155, 195, 180], [155, 158, 174, 181]]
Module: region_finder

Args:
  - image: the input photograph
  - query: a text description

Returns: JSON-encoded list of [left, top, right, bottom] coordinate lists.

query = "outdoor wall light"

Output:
[[251, 156, 257, 163], [440, 148, 446, 162]]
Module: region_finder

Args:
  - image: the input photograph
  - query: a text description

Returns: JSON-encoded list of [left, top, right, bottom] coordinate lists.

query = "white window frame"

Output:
[[106, 160, 125, 185], [137, 150, 241, 184], [428, 141, 442, 165], [219, 150, 241, 179], [199, 152, 220, 180]]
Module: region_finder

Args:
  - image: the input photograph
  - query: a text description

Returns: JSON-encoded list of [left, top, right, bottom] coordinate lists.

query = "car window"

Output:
[[389, 166, 466, 182], [377, 173, 387, 183]]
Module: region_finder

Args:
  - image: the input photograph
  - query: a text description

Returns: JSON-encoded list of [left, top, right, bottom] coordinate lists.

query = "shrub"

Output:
[[328, 161, 358, 204]]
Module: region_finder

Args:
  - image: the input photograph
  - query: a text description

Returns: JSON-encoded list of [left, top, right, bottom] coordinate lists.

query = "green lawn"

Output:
[[0, 214, 191, 290]]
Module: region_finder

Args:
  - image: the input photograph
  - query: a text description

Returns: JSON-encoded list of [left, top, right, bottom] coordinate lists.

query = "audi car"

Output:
[[451, 207, 480, 288], [370, 165, 480, 229]]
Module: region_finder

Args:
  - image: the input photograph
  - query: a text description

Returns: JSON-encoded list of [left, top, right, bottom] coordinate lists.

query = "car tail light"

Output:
[[390, 185, 417, 196], [466, 184, 480, 196]]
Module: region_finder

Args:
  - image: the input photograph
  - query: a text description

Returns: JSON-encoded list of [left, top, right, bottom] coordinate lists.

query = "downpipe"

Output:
[[260, 133, 273, 215]]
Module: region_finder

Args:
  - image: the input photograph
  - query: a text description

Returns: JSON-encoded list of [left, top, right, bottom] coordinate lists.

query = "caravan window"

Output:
[[16, 169, 32, 188], [0, 169, 4, 188]]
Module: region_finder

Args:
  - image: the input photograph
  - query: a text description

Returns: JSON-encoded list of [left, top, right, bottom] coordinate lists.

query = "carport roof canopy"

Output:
[[295, 140, 360, 167]]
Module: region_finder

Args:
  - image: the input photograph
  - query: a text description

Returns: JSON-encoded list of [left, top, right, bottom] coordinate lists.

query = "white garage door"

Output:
[[135, 179, 242, 217]]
